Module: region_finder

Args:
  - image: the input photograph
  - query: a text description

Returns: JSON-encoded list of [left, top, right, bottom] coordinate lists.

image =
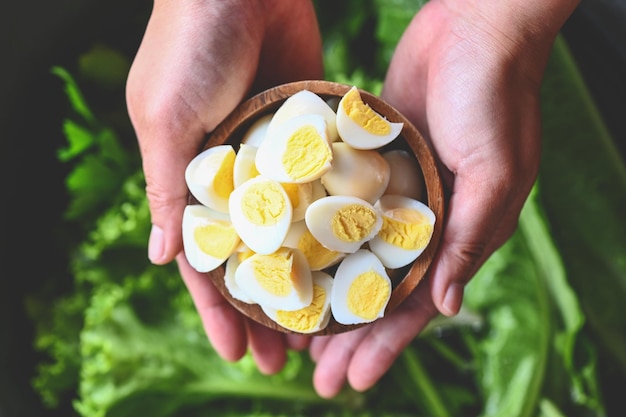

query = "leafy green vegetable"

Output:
[[539, 36, 626, 375]]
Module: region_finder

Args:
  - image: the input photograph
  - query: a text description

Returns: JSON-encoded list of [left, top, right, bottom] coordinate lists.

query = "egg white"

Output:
[[233, 143, 260, 188], [266, 89, 339, 142], [224, 251, 256, 304], [241, 113, 272, 147]]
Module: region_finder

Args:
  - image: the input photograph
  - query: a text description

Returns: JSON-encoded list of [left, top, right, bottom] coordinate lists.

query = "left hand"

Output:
[[309, 0, 579, 398]]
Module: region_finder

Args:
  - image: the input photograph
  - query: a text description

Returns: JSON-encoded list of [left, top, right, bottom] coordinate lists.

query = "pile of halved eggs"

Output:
[[183, 86, 436, 334]]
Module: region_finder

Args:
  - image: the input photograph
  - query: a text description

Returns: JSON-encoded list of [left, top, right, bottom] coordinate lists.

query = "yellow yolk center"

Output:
[[298, 230, 341, 270], [282, 125, 332, 181], [331, 204, 377, 242], [194, 222, 239, 258], [342, 87, 391, 136], [379, 208, 434, 250], [347, 270, 390, 320], [275, 284, 327, 332], [241, 181, 287, 225], [207, 150, 235, 199], [251, 251, 294, 297]]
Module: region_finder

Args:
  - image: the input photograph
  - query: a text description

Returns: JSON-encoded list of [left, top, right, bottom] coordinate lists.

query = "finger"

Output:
[[311, 327, 371, 398], [246, 320, 288, 375], [309, 335, 331, 363], [346, 281, 438, 391], [176, 253, 248, 361], [285, 334, 311, 351]]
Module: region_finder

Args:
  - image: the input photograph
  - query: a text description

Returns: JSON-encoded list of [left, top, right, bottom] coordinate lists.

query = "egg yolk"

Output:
[[203, 149, 235, 199], [237, 250, 255, 263], [282, 125, 332, 181], [347, 270, 390, 320], [275, 284, 327, 332], [251, 250, 295, 297], [297, 229, 341, 270], [281, 182, 300, 209], [342, 87, 391, 136], [379, 208, 434, 250], [241, 181, 287, 225], [248, 164, 260, 180], [194, 222, 239, 258], [331, 204, 377, 242]]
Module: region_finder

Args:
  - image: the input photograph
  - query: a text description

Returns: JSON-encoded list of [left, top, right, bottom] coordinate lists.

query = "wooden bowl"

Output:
[[190, 80, 444, 335]]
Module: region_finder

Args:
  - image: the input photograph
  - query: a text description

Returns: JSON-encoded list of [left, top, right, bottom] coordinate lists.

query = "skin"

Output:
[[126, 0, 580, 398]]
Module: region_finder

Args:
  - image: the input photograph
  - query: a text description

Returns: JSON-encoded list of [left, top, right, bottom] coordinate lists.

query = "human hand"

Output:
[[125, 0, 322, 372], [310, 0, 579, 398]]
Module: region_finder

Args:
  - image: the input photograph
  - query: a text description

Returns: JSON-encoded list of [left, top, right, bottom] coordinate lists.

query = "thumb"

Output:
[[428, 173, 521, 316], [140, 130, 203, 265]]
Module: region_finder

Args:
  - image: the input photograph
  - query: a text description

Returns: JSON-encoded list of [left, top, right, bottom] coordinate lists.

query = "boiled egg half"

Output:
[[228, 176, 292, 254], [234, 247, 313, 311], [305, 195, 382, 253], [182, 204, 240, 273], [262, 271, 334, 333], [255, 113, 333, 184], [331, 249, 392, 325], [369, 194, 436, 269], [336, 86, 403, 150], [185, 144, 235, 213]]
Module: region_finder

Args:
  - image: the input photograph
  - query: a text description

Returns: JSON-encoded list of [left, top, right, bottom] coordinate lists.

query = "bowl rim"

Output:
[[190, 79, 445, 335]]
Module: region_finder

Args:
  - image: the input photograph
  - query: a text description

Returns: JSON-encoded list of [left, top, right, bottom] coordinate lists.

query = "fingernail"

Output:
[[442, 283, 463, 316], [148, 225, 165, 263]]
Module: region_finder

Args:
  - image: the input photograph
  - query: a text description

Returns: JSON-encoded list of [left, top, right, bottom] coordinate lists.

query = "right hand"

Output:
[[125, 0, 323, 372]]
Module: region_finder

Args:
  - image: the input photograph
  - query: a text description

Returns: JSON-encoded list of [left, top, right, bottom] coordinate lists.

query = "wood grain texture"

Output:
[[190, 80, 445, 335]]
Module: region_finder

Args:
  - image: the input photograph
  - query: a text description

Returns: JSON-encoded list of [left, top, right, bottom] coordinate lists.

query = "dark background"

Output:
[[1, 0, 624, 416]]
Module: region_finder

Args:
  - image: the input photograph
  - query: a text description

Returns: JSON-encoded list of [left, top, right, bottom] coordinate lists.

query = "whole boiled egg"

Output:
[[266, 89, 339, 142], [382, 149, 424, 200], [185, 145, 236, 213], [182, 204, 240, 273], [336, 86, 403, 150], [234, 247, 313, 311], [228, 176, 293, 254], [330, 249, 392, 325], [305, 195, 382, 253], [262, 271, 334, 334], [321, 142, 390, 204], [369, 194, 436, 269], [255, 113, 333, 184], [283, 220, 345, 271]]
